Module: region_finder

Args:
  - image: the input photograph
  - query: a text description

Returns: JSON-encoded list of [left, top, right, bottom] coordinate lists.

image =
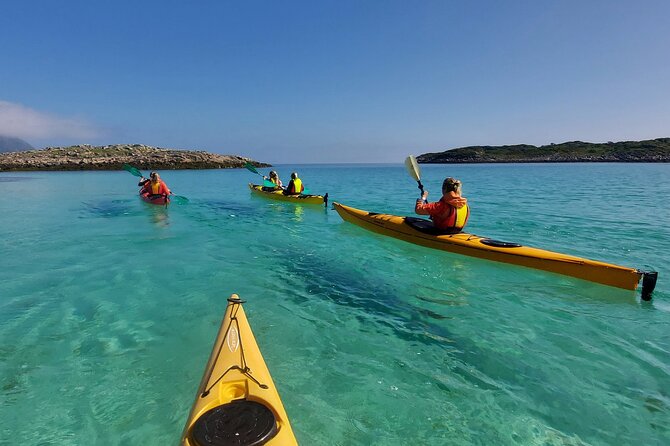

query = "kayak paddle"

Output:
[[122, 163, 189, 204], [404, 155, 424, 196], [169, 195, 189, 205], [243, 162, 283, 188], [243, 162, 261, 175], [123, 163, 143, 177]]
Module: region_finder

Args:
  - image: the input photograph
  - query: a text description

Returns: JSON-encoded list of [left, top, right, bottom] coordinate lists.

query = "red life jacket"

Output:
[[434, 202, 469, 230], [142, 180, 170, 196]]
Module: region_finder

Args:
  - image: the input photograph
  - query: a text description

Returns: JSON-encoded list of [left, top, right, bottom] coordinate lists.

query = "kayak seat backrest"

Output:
[[190, 400, 278, 446], [404, 217, 463, 235]]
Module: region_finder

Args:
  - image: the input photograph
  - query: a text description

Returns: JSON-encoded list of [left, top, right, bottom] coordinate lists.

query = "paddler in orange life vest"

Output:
[[415, 177, 469, 231], [284, 172, 304, 195], [139, 171, 171, 197]]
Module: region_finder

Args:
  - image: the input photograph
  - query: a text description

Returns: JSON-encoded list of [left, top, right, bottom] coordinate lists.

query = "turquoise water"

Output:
[[1, 163, 669, 445]]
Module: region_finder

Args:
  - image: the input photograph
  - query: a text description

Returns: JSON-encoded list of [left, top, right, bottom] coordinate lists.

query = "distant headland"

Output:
[[417, 138, 670, 163], [0, 144, 270, 171], [0, 135, 33, 152]]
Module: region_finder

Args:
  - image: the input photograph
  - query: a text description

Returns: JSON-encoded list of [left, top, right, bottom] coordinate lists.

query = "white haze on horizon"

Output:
[[0, 100, 101, 143]]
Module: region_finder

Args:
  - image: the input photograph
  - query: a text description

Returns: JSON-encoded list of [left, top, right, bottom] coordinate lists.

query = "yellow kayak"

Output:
[[181, 294, 298, 445], [249, 183, 327, 206], [333, 202, 657, 300]]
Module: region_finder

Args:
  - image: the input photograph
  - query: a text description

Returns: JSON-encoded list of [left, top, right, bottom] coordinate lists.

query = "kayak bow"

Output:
[[181, 294, 297, 446], [140, 191, 169, 206], [249, 183, 328, 206], [333, 202, 658, 300]]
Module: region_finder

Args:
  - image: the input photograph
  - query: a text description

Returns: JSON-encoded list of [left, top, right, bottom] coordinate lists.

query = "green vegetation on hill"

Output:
[[416, 138, 670, 163]]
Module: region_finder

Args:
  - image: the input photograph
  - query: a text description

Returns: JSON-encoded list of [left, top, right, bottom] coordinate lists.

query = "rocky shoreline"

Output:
[[0, 144, 270, 171], [417, 138, 670, 163]]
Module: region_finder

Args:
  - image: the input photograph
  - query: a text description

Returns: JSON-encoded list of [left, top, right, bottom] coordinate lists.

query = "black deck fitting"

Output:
[[641, 271, 658, 301]]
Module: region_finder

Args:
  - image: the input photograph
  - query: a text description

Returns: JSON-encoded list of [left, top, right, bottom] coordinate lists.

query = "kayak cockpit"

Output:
[[403, 216, 462, 235], [190, 400, 279, 446]]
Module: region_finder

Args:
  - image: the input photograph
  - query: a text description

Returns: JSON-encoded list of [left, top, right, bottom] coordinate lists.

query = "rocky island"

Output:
[[417, 138, 670, 163], [0, 144, 270, 171]]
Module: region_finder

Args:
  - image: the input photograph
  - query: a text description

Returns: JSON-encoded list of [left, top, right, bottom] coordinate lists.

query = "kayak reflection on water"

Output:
[[147, 206, 170, 228], [291, 205, 304, 223]]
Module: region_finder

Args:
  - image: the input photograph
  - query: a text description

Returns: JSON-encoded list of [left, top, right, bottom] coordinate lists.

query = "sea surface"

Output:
[[1, 163, 669, 445]]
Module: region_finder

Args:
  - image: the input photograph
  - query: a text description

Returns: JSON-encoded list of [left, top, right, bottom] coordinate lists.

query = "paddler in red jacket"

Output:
[[415, 177, 469, 231], [139, 172, 171, 197]]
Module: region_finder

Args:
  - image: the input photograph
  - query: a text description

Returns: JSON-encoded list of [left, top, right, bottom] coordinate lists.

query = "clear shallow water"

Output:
[[1, 164, 669, 445]]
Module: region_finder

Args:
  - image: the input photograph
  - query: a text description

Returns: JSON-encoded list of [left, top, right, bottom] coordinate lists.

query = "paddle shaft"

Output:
[[415, 179, 424, 197]]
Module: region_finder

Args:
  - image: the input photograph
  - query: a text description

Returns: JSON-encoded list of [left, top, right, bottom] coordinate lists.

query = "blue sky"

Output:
[[1, 0, 669, 163]]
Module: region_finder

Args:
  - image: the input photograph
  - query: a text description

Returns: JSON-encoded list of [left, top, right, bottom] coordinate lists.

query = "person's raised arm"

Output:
[[415, 190, 431, 215]]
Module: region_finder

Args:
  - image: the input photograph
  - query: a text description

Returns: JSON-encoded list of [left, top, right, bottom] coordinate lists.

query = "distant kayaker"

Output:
[[415, 177, 469, 231], [139, 171, 171, 197], [284, 172, 304, 195], [263, 170, 284, 190]]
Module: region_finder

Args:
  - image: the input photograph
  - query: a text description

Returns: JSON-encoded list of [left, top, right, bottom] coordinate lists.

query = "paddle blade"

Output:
[[404, 156, 421, 182], [244, 162, 260, 175], [301, 188, 311, 195], [123, 164, 144, 177], [171, 195, 189, 205], [263, 179, 279, 188]]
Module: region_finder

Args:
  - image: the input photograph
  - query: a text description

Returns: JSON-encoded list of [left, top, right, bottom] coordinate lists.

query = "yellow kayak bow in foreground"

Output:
[[333, 202, 657, 300], [181, 295, 297, 445]]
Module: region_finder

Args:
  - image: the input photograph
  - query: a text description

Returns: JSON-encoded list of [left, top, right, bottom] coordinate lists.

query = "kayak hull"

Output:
[[181, 295, 297, 446], [140, 191, 169, 205], [333, 202, 649, 292], [249, 183, 327, 205]]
